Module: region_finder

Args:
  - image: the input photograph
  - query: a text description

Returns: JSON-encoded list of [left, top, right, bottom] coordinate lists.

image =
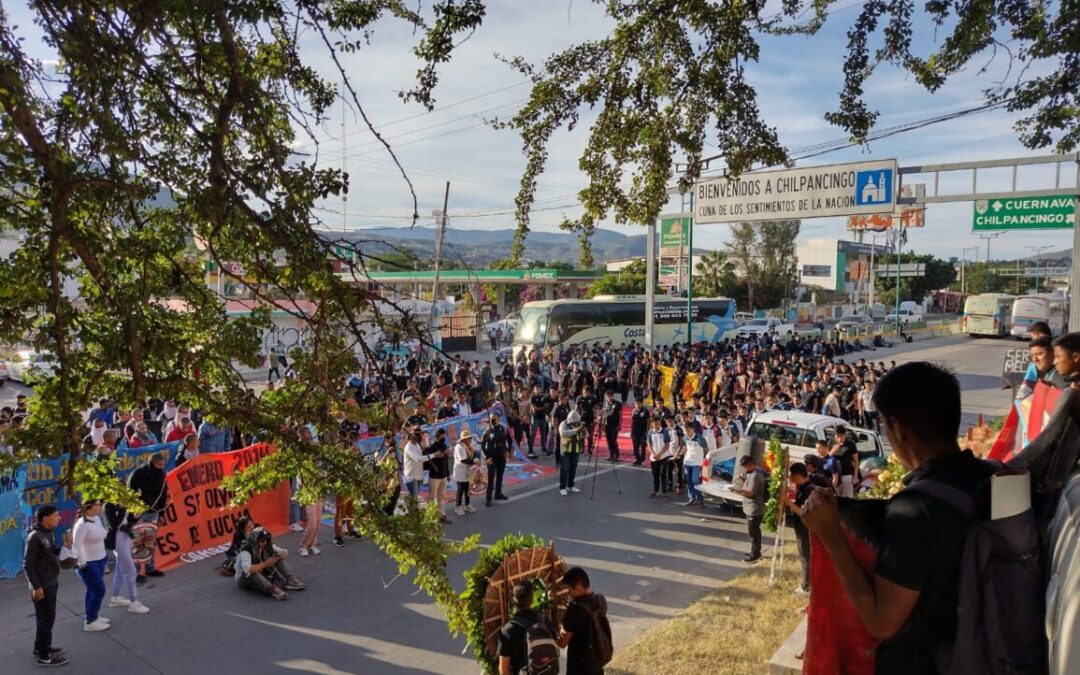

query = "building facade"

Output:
[[797, 238, 889, 296]]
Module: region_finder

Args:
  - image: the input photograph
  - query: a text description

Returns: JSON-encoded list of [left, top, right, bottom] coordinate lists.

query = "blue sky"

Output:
[[7, 2, 1073, 260]]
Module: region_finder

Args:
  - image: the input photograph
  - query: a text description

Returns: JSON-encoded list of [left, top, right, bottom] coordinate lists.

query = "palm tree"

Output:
[[695, 250, 737, 297]]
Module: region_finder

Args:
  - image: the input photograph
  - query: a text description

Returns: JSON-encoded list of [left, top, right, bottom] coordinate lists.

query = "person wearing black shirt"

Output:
[[498, 580, 549, 675], [575, 386, 598, 456], [423, 429, 453, 524], [529, 384, 552, 457], [785, 461, 832, 594], [557, 567, 611, 675], [802, 362, 998, 675], [830, 426, 860, 498], [600, 391, 623, 461], [480, 414, 511, 507], [629, 398, 650, 466]]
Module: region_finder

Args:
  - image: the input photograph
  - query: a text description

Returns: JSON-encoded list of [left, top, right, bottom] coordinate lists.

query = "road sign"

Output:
[[848, 184, 926, 230], [694, 159, 897, 224], [659, 215, 691, 255], [973, 196, 1076, 231], [875, 263, 925, 277], [1002, 347, 1031, 388]]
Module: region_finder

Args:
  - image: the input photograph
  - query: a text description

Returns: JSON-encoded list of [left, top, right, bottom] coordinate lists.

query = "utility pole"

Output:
[[961, 246, 978, 295], [979, 232, 1004, 293], [1027, 245, 1051, 294], [429, 182, 450, 352]]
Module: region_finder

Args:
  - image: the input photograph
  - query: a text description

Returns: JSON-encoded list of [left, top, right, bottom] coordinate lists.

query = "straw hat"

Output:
[[459, 429, 474, 442]]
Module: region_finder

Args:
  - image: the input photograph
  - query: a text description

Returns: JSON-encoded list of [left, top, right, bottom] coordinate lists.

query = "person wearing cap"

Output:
[[730, 454, 766, 563], [558, 410, 585, 496], [453, 428, 478, 516], [235, 527, 304, 600]]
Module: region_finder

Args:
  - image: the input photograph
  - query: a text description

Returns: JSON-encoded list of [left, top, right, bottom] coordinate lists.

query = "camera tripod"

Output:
[[581, 418, 622, 500]]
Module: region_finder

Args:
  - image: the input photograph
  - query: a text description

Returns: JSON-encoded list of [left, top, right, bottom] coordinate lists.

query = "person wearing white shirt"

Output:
[[681, 422, 707, 507], [647, 418, 673, 499], [72, 500, 110, 632], [452, 429, 478, 516], [402, 430, 427, 501]]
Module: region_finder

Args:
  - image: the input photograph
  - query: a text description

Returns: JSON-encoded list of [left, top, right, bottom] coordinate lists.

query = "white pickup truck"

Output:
[[737, 317, 795, 337], [698, 411, 889, 507]]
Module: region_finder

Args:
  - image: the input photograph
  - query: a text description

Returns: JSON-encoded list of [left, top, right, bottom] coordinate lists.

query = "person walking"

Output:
[[731, 455, 767, 563], [24, 505, 74, 667], [453, 429, 478, 516], [481, 414, 511, 507], [107, 512, 151, 615], [72, 499, 110, 632]]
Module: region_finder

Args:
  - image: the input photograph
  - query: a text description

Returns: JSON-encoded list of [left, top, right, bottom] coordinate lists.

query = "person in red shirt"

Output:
[[164, 417, 194, 443]]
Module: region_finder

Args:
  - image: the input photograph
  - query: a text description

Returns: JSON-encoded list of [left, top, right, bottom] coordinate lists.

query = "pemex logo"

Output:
[[975, 199, 989, 215]]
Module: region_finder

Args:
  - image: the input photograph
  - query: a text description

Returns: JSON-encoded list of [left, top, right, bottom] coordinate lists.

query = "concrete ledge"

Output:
[[769, 615, 807, 675]]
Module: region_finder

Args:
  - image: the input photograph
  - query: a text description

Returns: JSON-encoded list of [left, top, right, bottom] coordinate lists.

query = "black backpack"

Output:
[[573, 593, 613, 670], [510, 615, 559, 675]]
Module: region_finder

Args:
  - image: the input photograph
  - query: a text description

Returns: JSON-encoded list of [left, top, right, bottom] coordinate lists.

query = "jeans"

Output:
[[33, 583, 58, 655], [112, 530, 139, 602], [684, 464, 702, 501], [747, 515, 763, 558], [404, 478, 422, 500], [559, 453, 580, 490], [76, 556, 107, 622], [531, 416, 549, 453], [237, 558, 297, 595], [794, 522, 811, 591], [486, 457, 506, 502]]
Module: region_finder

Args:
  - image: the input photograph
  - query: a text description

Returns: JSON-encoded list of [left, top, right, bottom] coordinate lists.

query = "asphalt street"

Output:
[[0, 334, 1018, 674]]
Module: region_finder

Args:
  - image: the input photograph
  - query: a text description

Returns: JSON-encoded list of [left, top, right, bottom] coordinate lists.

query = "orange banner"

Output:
[[153, 444, 290, 570]]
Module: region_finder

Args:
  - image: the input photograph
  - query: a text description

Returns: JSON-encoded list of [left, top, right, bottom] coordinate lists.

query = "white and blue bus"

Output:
[[963, 293, 1015, 337], [513, 295, 737, 356]]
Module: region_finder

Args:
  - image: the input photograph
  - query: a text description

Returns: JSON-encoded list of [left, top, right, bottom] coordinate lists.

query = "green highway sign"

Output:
[[973, 195, 1076, 231]]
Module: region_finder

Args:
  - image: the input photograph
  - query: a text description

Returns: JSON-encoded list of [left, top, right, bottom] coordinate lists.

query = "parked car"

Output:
[[6, 350, 56, 382], [835, 314, 874, 333], [698, 411, 888, 507], [737, 317, 795, 337], [885, 307, 923, 324]]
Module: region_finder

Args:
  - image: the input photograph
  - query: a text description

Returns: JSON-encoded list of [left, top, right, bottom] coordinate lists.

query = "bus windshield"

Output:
[[515, 307, 548, 345]]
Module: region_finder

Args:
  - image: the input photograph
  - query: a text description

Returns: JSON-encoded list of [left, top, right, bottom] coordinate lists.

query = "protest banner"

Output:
[[0, 467, 32, 580], [21, 442, 180, 540], [153, 443, 289, 570]]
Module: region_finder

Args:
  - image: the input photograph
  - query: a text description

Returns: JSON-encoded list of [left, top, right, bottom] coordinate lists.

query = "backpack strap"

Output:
[[903, 479, 976, 517]]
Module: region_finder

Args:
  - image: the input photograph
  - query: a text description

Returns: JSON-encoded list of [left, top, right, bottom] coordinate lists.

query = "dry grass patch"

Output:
[[608, 548, 805, 675]]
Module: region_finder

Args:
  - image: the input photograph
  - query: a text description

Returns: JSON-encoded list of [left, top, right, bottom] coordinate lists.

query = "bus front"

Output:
[[512, 303, 551, 360]]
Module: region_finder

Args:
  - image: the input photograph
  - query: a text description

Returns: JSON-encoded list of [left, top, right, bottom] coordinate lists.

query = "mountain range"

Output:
[[320, 226, 668, 266]]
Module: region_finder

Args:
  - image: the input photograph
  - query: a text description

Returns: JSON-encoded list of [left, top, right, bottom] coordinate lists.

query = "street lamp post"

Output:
[[1027, 245, 1051, 294], [978, 232, 1004, 292], [961, 246, 978, 295]]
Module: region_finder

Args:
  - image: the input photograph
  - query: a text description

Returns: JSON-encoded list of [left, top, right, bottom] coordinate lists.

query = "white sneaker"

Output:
[[309, 546, 321, 555], [570, 487, 581, 493], [289, 523, 305, 532], [98, 617, 110, 624], [455, 506, 466, 516], [560, 489, 568, 496], [464, 504, 477, 513], [108, 596, 131, 608], [793, 586, 808, 597], [127, 601, 150, 614], [84, 619, 110, 632], [297, 547, 310, 557]]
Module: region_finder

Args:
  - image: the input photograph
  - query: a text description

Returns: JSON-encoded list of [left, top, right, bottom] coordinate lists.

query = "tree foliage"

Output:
[[694, 250, 737, 298], [724, 220, 801, 310], [875, 252, 957, 302], [585, 259, 653, 298]]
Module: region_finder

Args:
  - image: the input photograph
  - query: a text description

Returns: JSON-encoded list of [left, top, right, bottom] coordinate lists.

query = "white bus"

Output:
[[1011, 295, 1066, 339], [963, 293, 1015, 337], [513, 296, 737, 356]]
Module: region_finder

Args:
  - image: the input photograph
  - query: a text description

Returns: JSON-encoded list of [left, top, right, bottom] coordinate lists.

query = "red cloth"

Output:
[[804, 529, 880, 675]]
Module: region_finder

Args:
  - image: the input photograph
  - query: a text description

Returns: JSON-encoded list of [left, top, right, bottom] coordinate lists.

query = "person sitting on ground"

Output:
[[234, 527, 304, 600], [221, 516, 255, 576]]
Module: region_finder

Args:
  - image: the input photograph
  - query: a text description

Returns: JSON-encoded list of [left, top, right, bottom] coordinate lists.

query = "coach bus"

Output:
[[1010, 294, 1066, 339], [513, 296, 737, 356], [963, 293, 1015, 337]]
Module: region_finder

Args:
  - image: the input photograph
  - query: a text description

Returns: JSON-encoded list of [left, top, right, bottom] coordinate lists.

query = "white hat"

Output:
[[567, 411, 581, 424]]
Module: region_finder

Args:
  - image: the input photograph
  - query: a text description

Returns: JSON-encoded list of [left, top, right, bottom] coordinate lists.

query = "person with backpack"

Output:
[[498, 579, 558, 675], [800, 361, 1040, 675], [557, 567, 612, 675]]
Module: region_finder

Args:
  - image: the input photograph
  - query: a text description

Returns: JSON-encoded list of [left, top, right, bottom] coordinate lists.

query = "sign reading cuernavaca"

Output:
[[972, 196, 1076, 231], [694, 159, 898, 224]]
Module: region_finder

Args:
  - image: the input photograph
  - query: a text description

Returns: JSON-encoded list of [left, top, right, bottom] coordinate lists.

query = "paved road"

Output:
[[0, 334, 1018, 674]]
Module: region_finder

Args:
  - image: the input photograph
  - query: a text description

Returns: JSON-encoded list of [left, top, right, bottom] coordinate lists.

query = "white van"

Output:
[[698, 411, 888, 506]]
